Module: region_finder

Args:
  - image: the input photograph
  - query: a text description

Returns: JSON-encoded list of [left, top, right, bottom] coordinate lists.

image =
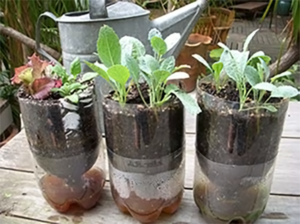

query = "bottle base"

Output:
[[40, 168, 106, 213], [111, 184, 183, 223]]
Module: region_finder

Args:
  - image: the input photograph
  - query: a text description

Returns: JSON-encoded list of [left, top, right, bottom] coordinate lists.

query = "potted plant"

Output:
[[192, 29, 299, 224], [87, 25, 201, 223], [12, 54, 106, 213]]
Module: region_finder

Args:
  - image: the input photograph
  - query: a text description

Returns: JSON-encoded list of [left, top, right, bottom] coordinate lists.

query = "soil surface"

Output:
[[199, 82, 281, 103], [109, 82, 176, 104], [126, 82, 150, 104]]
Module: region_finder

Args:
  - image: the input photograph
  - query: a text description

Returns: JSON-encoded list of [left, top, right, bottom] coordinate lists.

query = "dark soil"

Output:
[[18, 88, 61, 101], [109, 82, 176, 104], [200, 82, 281, 104], [126, 82, 150, 104]]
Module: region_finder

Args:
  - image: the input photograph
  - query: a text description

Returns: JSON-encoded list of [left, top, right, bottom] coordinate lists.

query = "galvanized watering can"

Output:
[[35, 0, 206, 72], [35, 0, 206, 133]]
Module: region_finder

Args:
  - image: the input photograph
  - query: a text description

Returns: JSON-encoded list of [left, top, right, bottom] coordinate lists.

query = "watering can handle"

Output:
[[35, 12, 60, 64]]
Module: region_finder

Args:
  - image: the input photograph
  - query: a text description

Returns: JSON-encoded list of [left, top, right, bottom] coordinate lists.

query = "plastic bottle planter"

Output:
[[18, 90, 106, 212], [103, 98, 185, 224], [193, 87, 289, 224]]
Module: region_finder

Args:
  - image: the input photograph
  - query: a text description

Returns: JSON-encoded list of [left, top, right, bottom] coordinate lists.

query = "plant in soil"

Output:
[[12, 54, 105, 213], [194, 29, 299, 112], [86, 25, 201, 114], [87, 25, 201, 223], [191, 29, 299, 224], [12, 54, 98, 102]]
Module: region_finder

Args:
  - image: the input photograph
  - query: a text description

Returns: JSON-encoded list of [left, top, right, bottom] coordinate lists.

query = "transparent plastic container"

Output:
[[193, 87, 289, 224], [103, 98, 185, 223], [19, 91, 106, 213]]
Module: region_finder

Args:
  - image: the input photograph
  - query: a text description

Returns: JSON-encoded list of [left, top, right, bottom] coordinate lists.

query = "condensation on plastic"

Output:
[[193, 85, 289, 224], [19, 91, 106, 213], [103, 97, 185, 223]]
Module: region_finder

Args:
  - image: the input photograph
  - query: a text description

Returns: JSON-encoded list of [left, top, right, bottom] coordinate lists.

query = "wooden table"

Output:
[[0, 102, 300, 223], [230, 2, 268, 19]]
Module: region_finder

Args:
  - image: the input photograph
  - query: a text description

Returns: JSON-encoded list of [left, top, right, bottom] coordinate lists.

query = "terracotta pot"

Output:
[[176, 34, 212, 93]]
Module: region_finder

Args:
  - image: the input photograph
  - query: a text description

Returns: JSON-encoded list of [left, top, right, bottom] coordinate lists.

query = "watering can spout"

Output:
[[151, 0, 207, 58]]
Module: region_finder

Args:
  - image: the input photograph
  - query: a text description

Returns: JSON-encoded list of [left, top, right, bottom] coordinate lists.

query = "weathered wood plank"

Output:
[[1, 130, 300, 195], [186, 101, 300, 138], [0, 169, 299, 224]]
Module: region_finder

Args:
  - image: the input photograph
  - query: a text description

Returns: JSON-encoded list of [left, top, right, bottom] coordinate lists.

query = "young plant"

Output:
[[12, 54, 97, 103], [86, 25, 201, 115], [193, 29, 299, 112], [51, 57, 98, 103], [11, 53, 62, 99]]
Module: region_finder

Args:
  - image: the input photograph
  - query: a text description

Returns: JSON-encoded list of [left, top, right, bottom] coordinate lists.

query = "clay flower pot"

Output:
[[103, 98, 185, 223], [175, 34, 212, 93], [18, 89, 106, 212], [193, 83, 289, 224]]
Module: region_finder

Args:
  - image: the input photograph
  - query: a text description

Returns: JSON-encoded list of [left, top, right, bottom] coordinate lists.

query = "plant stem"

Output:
[[137, 84, 149, 107]]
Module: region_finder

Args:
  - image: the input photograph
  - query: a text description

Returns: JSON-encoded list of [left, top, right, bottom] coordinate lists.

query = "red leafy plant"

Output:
[[12, 53, 62, 99]]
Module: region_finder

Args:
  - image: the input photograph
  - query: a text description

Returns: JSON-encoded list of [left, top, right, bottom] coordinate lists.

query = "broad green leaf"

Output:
[[153, 70, 171, 84], [248, 55, 271, 68], [95, 62, 108, 71], [245, 65, 261, 87], [120, 36, 146, 60], [139, 54, 160, 75], [210, 48, 224, 60], [243, 29, 259, 51], [165, 84, 201, 115], [271, 71, 293, 82], [167, 72, 189, 81], [160, 56, 175, 73], [107, 65, 130, 86], [69, 82, 82, 90], [164, 33, 181, 51], [81, 72, 98, 83], [79, 84, 88, 89], [231, 50, 250, 76], [249, 51, 265, 61], [151, 36, 167, 56], [148, 28, 162, 40], [262, 105, 277, 112], [124, 54, 140, 83], [66, 93, 79, 104], [271, 86, 299, 98], [212, 61, 223, 80], [192, 54, 213, 73], [253, 82, 277, 92], [70, 57, 81, 76], [220, 50, 240, 82], [259, 57, 270, 81], [85, 61, 109, 82], [97, 25, 121, 67], [257, 63, 264, 81]]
